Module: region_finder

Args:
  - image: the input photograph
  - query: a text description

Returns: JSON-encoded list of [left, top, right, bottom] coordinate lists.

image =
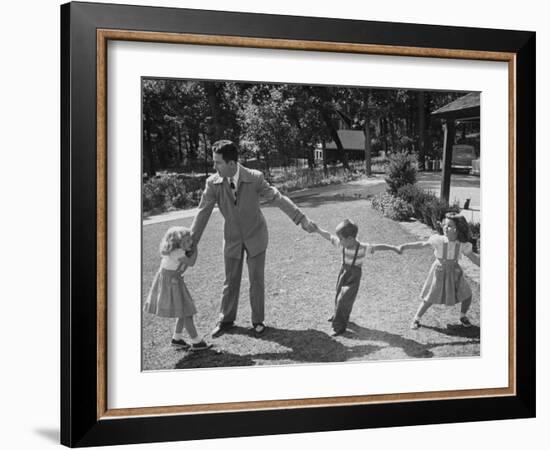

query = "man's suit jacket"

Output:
[[191, 164, 305, 259]]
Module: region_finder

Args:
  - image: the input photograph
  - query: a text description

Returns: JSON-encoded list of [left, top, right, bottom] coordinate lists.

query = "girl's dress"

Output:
[[421, 235, 473, 305], [144, 249, 197, 318]]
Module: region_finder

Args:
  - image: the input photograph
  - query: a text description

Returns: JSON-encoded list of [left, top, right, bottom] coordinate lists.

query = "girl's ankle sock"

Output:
[[173, 332, 184, 340], [190, 336, 202, 344]]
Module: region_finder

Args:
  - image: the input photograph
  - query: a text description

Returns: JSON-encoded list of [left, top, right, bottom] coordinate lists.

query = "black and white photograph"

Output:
[[141, 79, 481, 371]]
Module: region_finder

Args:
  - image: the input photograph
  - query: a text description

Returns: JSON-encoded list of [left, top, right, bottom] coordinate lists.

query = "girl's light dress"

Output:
[[144, 249, 197, 318], [421, 235, 473, 305]]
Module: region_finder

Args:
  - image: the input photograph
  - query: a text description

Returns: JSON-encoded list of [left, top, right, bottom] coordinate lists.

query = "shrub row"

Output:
[[143, 173, 204, 214], [370, 193, 414, 221], [372, 183, 461, 232], [371, 184, 479, 251], [143, 169, 361, 215]]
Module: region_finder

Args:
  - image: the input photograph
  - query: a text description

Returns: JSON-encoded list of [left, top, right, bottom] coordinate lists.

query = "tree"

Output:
[[237, 85, 298, 174]]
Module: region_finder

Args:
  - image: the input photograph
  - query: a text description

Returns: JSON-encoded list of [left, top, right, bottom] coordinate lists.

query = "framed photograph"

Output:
[[61, 1, 535, 447]]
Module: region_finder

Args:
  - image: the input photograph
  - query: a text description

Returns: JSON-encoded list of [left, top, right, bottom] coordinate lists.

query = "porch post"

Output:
[[440, 119, 456, 205]]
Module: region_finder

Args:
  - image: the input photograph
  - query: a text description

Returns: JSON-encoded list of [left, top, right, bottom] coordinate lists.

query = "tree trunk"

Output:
[[363, 117, 372, 176], [306, 144, 315, 169], [424, 92, 433, 163], [203, 82, 223, 141], [381, 117, 388, 155], [263, 146, 270, 177], [177, 125, 183, 163], [156, 129, 168, 169], [143, 123, 155, 177], [202, 134, 210, 178], [417, 91, 426, 170]]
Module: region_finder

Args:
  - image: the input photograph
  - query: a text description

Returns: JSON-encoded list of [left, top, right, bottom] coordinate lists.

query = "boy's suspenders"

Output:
[[339, 243, 360, 272], [344, 243, 360, 267], [335, 243, 361, 309]]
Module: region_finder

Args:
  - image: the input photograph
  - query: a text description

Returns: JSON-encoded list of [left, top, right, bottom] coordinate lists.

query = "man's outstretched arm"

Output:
[[257, 173, 314, 232]]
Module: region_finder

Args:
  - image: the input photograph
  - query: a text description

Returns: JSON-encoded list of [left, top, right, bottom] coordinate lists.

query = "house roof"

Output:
[[431, 92, 480, 119], [325, 130, 365, 150]]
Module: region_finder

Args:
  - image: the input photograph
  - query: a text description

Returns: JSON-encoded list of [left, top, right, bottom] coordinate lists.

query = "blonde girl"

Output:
[[144, 226, 212, 351]]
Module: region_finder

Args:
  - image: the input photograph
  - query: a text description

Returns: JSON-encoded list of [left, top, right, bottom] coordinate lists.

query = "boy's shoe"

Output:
[[171, 339, 190, 350], [252, 323, 267, 335], [410, 319, 421, 330], [327, 315, 334, 322], [190, 340, 213, 352], [459, 316, 473, 328]]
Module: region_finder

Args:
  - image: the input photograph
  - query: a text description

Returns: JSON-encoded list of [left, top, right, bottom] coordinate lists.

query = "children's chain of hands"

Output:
[[307, 219, 404, 254]]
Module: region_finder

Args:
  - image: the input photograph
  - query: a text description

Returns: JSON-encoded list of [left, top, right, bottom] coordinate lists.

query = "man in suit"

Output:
[[190, 140, 315, 337]]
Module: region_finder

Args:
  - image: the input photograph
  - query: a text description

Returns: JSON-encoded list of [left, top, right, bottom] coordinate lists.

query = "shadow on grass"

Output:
[[173, 322, 480, 369], [421, 323, 481, 339], [174, 326, 382, 369], [346, 322, 435, 358], [175, 348, 255, 369], [346, 322, 480, 359], [251, 327, 382, 363]]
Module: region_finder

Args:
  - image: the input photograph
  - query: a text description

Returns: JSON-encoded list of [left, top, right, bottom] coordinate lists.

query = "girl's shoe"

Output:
[[190, 340, 213, 352], [459, 316, 473, 328], [171, 339, 190, 350], [410, 319, 421, 330]]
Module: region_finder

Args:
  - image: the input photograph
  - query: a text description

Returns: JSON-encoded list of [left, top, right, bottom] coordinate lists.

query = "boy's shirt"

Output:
[[329, 236, 370, 267]]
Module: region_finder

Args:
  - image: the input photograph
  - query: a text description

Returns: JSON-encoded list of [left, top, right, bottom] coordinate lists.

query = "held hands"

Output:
[[300, 216, 317, 233], [370, 245, 403, 255]]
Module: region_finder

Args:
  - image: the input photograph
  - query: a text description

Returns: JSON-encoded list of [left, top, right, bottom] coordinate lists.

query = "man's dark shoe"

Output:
[[331, 329, 345, 337], [211, 321, 234, 338], [252, 322, 267, 336]]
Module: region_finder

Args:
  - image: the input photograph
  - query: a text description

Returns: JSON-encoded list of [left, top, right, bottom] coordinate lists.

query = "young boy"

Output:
[[314, 219, 400, 336]]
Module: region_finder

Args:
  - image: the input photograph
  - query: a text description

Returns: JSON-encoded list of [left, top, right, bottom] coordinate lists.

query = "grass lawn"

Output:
[[142, 183, 480, 371]]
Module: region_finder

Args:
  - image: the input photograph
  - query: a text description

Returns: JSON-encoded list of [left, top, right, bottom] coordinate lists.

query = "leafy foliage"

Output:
[[143, 174, 203, 213], [384, 153, 418, 195], [142, 78, 468, 176], [371, 192, 414, 221]]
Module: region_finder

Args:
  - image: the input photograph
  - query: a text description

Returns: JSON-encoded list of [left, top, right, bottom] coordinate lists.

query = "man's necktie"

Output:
[[229, 178, 237, 205]]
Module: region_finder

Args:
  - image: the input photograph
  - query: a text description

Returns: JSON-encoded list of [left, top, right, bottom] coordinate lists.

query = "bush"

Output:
[[384, 152, 417, 194], [371, 193, 414, 221], [469, 222, 481, 253], [276, 168, 359, 194], [419, 198, 460, 233], [143, 173, 203, 213], [396, 184, 435, 219]]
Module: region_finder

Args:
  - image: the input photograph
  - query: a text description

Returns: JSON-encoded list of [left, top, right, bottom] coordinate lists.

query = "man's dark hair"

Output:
[[212, 140, 238, 163], [335, 219, 359, 239]]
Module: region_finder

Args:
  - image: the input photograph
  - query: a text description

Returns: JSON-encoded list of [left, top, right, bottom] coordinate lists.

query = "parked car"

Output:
[[452, 145, 476, 172], [471, 158, 480, 176]]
